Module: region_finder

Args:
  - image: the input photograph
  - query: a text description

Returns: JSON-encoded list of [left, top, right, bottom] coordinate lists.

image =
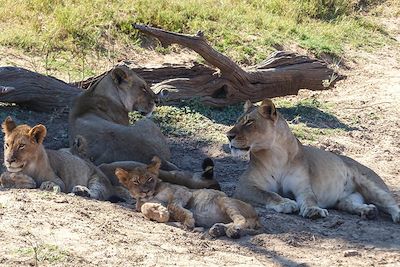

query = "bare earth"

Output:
[[1, 20, 400, 267]]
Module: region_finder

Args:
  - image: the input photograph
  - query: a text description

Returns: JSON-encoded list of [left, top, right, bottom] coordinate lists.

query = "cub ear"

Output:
[[111, 66, 128, 85], [258, 98, 277, 121], [2, 116, 17, 135], [147, 156, 161, 175], [29, 124, 47, 144], [243, 100, 255, 113], [115, 168, 130, 185]]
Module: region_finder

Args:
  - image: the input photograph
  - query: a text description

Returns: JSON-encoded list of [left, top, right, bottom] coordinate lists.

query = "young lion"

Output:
[[115, 156, 261, 238], [227, 99, 400, 222], [1, 116, 129, 201]]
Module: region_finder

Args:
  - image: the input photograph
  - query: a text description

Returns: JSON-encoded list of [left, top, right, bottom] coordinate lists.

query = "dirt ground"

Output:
[[1, 19, 400, 267]]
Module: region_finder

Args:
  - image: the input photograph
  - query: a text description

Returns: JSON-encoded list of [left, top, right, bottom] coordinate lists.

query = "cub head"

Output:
[[2, 116, 47, 173], [115, 156, 161, 200], [107, 65, 157, 115], [226, 99, 279, 157]]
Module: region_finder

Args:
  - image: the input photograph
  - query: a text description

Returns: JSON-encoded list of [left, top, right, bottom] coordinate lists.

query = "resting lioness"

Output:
[[115, 156, 261, 238], [68, 64, 175, 170], [1, 117, 129, 201], [227, 99, 400, 222]]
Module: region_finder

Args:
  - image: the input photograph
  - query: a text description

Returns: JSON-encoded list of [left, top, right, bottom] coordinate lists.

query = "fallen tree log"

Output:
[[0, 26, 338, 111], [0, 67, 82, 112]]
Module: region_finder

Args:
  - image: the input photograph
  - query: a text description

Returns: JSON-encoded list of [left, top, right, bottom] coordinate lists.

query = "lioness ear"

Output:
[[111, 66, 128, 85], [258, 99, 277, 121], [243, 100, 255, 113], [115, 168, 130, 185], [2, 116, 17, 135], [29, 124, 47, 144], [147, 156, 161, 175]]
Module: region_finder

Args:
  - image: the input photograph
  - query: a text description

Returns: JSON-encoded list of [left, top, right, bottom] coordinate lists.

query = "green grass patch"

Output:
[[0, 0, 398, 80], [130, 97, 351, 144], [15, 244, 69, 264]]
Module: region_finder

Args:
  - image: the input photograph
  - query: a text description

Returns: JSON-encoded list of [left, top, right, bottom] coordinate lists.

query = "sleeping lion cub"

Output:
[[227, 99, 400, 222], [115, 156, 261, 238]]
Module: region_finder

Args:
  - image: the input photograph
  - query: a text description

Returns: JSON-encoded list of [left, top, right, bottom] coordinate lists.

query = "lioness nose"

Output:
[[227, 133, 236, 141], [154, 95, 160, 105]]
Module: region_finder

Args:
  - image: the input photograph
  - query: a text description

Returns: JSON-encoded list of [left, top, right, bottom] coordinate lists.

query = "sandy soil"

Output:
[[0, 19, 400, 267]]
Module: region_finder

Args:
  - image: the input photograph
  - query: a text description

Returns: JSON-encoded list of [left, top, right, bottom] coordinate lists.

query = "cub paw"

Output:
[[0, 172, 36, 189], [209, 223, 227, 238], [359, 204, 378, 220], [40, 181, 61, 193], [141, 203, 170, 223], [72, 185, 91, 198], [226, 225, 241, 239], [183, 217, 195, 230], [267, 198, 299, 214], [300, 206, 329, 219]]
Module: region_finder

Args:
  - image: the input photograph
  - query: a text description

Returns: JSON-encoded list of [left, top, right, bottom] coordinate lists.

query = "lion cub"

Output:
[[115, 156, 261, 238]]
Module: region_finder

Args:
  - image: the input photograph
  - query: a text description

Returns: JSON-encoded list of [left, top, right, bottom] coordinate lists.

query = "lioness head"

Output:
[[98, 65, 157, 115], [226, 99, 278, 156], [115, 156, 161, 200], [2, 117, 47, 173]]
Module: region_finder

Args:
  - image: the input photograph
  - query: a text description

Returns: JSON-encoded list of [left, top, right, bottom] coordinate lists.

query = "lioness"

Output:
[[115, 156, 261, 238], [68, 64, 175, 170], [227, 99, 400, 222], [1, 117, 129, 201]]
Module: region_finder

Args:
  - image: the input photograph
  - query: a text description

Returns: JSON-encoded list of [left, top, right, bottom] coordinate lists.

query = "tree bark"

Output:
[[0, 25, 338, 111], [0, 67, 82, 112], [134, 24, 338, 106]]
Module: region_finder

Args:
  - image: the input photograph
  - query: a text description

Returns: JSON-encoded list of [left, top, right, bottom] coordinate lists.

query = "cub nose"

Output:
[[7, 157, 16, 164], [227, 133, 236, 142]]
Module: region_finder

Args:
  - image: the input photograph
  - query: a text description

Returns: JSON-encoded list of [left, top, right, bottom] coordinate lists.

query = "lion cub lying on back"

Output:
[[115, 156, 261, 238]]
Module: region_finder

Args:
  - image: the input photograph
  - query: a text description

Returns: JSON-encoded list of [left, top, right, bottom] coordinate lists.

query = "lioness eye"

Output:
[[147, 177, 153, 182], [19, 144, 25, 150], [4, 143, 9, 148], [244, 120, 254, 126]]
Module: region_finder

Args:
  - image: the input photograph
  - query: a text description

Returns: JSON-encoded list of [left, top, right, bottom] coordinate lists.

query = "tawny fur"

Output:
[[115, 157, 261, 238], [68, 65, 176, 170], [227, 99, 400, 223], [1, 117, 130, 201]]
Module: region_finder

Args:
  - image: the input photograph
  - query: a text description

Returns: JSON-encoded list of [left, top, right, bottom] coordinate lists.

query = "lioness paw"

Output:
[[267, 198, 299, 214], [300, 206, 328, 219], [392, 211, 400, 223], [40, 181, 61, 193], [72, 185, 91, 198]]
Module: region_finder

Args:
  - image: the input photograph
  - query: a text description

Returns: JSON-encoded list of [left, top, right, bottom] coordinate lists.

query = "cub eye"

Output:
[[147, 177, 153, 182], [4, 143, 9, 149], [18, 144, 26, 150]]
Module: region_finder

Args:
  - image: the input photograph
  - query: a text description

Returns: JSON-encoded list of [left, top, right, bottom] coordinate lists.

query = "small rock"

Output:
[[344, 250, 361, 257]]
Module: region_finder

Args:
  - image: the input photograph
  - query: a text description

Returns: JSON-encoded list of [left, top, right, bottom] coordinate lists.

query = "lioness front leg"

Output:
[[0, 172, 36, 189], [235, 185, 298, 214], [296, 187, 329, 219], [141, 202, 170, 223]]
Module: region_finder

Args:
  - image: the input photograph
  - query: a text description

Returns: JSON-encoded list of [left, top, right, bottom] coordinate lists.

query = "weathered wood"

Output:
[[0, 67, 82, 112], [134, 24, 338, 106], [0, 26, 338, 110]]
